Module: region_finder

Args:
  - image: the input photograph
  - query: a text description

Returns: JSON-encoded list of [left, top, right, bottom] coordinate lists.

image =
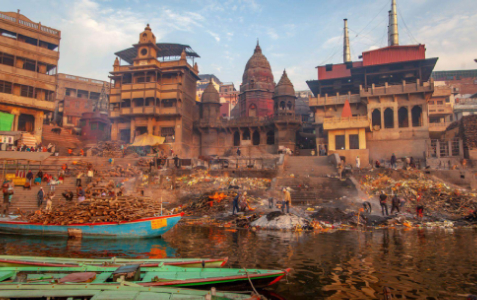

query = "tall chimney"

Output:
[[343, 19, 351, 63], [389, 0, 399, 46]]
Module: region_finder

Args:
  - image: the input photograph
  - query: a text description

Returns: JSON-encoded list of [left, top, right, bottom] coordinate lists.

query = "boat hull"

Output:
[[0, 214, 183, 239]]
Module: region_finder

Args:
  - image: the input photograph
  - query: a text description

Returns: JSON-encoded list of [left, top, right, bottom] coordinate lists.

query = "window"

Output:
[[22, 58, 36, 72], [90, 123, 97, 130], [136, 76, 150, 83], [20, 85, 34, 98], [371, 109, 381, 128], [325, 64, 333, 71], [445, 98, 450, 103], [161, 127, 175, 143], [437, 101, 443, 105], [266, 130, 275, 145], [65, 88, 75, 96], [412, 106, 423, 127], [98, 123, 105, 131], [384, 108, 394, 129], [0, 52, 14, 66], [398, 107, 409, 128], [0, 81, 12, 94], [90, 92, 100, 100], [141, 48, 148, 55], [349, 134, 359, 150], [242, 128, 251, 140], [335, 135, 345, 150], [79, 120, 86, 127], [162, 99, 176, 108], [77, 90, 89, 99]]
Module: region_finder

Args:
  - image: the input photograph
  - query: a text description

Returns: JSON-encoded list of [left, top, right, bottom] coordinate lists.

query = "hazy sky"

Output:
[[3, 0, 476, 90]]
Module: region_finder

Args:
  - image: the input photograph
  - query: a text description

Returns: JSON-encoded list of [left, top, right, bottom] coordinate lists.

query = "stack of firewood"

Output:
[[19, 197, 169, 225], [462, 115, 477, 149]]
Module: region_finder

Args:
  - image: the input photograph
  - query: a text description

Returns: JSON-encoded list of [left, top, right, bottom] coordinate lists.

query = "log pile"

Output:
[[89, 141, 133, 157], [20, 197, 168, 225], [461, 115, 477, 150]]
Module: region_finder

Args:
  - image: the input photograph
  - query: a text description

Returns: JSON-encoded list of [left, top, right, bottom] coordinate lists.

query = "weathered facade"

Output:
[[0, 11, 60, 142], [307, 2, 437, 165], [109, 25, 200, 157], [56, 73, 109, 127]]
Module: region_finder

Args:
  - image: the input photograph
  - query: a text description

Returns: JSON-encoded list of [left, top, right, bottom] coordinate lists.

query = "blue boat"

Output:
[[0, 213, 183, 239]]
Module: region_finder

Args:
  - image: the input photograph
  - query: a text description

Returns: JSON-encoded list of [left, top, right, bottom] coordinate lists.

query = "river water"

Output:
[[1, 226, 476, 299]]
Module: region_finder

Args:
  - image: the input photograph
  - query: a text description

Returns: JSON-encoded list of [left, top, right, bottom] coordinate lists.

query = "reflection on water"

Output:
[[1, 227, 477, 299]]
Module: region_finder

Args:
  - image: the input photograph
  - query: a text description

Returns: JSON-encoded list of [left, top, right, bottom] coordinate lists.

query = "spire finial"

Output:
[[254, 39, 262, 54]]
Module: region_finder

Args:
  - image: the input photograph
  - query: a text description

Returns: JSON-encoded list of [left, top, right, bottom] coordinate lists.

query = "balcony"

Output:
[[429, 122, 451, 132], [428, 104, 453, 116], [0, 64, 56, 86], [323, 116, 370, 131], [309, 93, 361, 107], [0, 93, 55, 111], [110, 110, 120, 118], [0, 36, 59, 62], [120, 107, 131, 114], [360, 80, 434, 98]]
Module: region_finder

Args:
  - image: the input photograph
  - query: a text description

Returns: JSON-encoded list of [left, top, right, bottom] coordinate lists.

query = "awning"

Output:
[[0, 152, 52, 162], [131, 133, 165, 147]]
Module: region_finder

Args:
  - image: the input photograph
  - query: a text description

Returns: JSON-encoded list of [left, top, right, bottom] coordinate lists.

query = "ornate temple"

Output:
[[109, 28, 302, 157]]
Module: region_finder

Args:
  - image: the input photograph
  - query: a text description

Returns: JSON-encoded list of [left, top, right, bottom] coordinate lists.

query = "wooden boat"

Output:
[[0, 284, 257, 299], [0, 213, 183, 238], [0, 264, 291, 290], [0, 255, 228, 268]]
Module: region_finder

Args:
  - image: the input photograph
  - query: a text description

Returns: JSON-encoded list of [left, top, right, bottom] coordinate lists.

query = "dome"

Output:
[[201, 81, 220, 104], [273, 70, 295, 97], [241, 41, 275, 91]]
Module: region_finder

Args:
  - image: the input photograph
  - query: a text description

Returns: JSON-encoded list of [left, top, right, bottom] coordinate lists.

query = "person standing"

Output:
[[390, 154, 397, 169], [268, 196, 274, 209], [87, 168, 94, 184], [236, 147, 241, 157], [232, 191, 240, 215], [26, 170, 33, 185], [282, 188, 291, 214], [2, 180, 13, 217], [173, 155, 180, 168], [37, 169, 43, 184], [391, 194, 400, 214], [379, 191, 389, 216], [37, 187, 45, 208], [356, 156, 361, 170]]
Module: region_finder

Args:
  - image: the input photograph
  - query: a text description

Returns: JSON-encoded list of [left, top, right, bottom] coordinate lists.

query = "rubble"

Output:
[[251, 212, 308, 230]]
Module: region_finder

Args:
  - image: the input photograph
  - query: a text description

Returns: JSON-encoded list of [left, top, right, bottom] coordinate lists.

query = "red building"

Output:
[[238, 42, 275, 118], [79, 111, 111, 142]]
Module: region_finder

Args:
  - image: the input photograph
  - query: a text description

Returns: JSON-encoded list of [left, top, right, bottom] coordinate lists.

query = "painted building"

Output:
[[108, 24, 200, 157], [56, 73, 109, 127], [0, 10, 60, 142], [307, 0, 437, 165]]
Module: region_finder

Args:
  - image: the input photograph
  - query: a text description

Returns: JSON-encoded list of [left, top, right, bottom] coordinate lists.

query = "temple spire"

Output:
[[254, 39, 262, 53], [343, 19, 351, 63]]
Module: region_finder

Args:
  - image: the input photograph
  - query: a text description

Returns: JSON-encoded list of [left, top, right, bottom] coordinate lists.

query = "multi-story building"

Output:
[[55, 73, 109, 127], [0, 10, 60, 142], [428, 82, 457, 135], [109, 24, 200, 156], [431, 69, 477, 97], [307, 1, 437, 165]]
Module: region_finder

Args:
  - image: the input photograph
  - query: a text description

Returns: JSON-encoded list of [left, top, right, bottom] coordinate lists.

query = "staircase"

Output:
[[277, 156, 358, 206], [42, 125, 85, 156], [9, 176, 79, 213]]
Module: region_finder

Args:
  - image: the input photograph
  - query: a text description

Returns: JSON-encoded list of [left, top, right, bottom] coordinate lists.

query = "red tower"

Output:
[[238, 41, 275, 118]]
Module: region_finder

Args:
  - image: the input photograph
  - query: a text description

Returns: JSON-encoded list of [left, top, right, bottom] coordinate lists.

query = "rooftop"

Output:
[[115, 43, 199, 65]]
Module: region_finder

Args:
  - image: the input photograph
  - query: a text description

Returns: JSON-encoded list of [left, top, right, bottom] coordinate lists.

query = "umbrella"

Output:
[[131, 133, 165, 147]]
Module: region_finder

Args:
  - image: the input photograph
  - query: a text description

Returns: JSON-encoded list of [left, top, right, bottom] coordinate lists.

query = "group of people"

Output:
[[15, 143, 54, 153], [232, 187, 292, 215], [377, 191, 424, 221], [374, 154, 417, 169]]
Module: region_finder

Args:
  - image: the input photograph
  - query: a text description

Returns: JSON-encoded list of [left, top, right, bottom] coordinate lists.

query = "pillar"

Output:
[[147, 117, 153, 135], [393, 108, 399, 129], [408, 106, 413, 128], [130, 119, 136, 143], [381, 109, 384, 129], [436, 140, 440, 158]]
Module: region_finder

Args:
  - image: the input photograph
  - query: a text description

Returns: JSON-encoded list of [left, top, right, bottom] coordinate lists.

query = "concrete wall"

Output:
[[329, 149, 370, 167]]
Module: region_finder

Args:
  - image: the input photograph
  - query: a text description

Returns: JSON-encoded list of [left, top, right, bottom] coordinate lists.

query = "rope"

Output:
[[242, 266, 266, 299]]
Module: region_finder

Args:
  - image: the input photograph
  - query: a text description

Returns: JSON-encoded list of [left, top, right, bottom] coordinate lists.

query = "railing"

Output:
[[360, 80, 434, 97], [309, 93, 361, 107], [323, 116, 370, 130], [0, 13, 59, 36], [428, 104, 453, 115], [428, 122, 451, 131]]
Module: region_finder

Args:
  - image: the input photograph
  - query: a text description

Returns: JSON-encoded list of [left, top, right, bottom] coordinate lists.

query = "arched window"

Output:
[[249, 104, 257, 117], [398, 107, 409, 128], [252, 130, 260, 145], [280, 101, 285, 110], [266, 130, 275, 145], [233, 131, 240, 146], [287, 101, 293, 110], [384, 108, 394, 129], [372, 109, 381, 128], [412, 106, 423, 127], [242, 128, 251, 140]]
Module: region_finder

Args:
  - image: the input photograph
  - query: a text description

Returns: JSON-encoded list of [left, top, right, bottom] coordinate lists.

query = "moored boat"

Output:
[[0, 213, 183, 239], [0, 284, 258, 299], [0, 264, 291, 290], [0, 255, 228, 268]]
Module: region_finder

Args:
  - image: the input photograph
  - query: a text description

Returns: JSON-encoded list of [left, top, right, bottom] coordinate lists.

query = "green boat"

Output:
[[0, 283, 258, 299], [0, 264, 291, 290], [0, 255, 228, 268]]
